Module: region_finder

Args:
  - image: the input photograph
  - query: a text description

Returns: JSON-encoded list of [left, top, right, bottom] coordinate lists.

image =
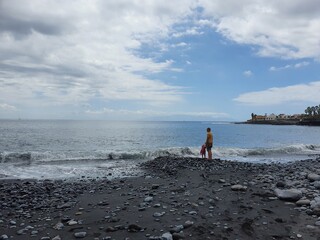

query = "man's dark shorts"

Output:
[[206, 143, 212, 151]]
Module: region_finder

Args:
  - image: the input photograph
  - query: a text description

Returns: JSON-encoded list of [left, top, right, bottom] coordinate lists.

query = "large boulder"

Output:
[[274, 188, 302, 201], [308, 173, 320, 182]]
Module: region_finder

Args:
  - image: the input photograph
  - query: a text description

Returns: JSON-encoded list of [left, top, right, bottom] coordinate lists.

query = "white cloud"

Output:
[[0, 0, 196, 109], [243, 70, 253, 77], [172, 27, 204, 38], [199, 0, 320, 60], [1, 1, 320, 119], [270, 61, 310, 71], [0, 103, 16, 111], [174, 42, 188, 47], [234, 81, 320, 105], [86, 108, 228, 119]]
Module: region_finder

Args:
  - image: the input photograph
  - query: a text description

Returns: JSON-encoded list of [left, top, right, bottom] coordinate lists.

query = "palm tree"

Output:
[[315, 106, 319, 116], [317, 105, 320, 116], [312, 106, 317, 116], [305, 107, 312, 116]]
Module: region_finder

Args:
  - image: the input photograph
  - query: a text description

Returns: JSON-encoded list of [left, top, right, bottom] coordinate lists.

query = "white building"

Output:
[[265, 113, 276, 120]]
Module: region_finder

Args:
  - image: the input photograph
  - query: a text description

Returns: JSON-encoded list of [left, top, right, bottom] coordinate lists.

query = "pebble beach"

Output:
[[1, 157, 320, 240]]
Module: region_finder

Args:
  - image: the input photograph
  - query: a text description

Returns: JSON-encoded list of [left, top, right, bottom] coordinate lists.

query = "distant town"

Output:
[[245, 104, 320, 126]]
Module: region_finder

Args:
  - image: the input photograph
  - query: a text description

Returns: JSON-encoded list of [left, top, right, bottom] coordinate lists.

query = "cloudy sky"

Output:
[[0, 0, 319, 121]]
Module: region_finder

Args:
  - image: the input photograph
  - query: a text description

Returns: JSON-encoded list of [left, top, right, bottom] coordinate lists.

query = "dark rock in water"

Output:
[[3, 153, 31, 163]]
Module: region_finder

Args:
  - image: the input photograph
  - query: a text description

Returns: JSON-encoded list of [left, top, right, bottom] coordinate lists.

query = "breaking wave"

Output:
[[1, 144, 320, 165]]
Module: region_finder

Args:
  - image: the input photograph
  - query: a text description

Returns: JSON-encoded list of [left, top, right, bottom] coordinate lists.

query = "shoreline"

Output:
[[236, 119, 320, 126], [1, 157, 320, 239]]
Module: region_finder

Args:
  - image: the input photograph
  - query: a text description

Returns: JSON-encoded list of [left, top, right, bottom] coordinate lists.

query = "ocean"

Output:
[[1, 120, 320, 179]]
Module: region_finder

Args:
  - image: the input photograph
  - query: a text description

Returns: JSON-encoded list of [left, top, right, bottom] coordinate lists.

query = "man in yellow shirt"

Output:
[[205, 127, 213, 160]]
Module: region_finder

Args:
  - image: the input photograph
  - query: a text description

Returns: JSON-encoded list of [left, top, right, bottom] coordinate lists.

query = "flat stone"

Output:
[[68, 220, 78, 226], [296, 199, 311, 206], [153, 212, 165, 217], [231, 185, 247, 191], [52, 236, 62, 240], [183, 220, 194, 229], [144, 196, 153, 202], [308, 173, 320, 182], [57, 202, 75, 209], [74, 232, 87, 238], [274, 188, 302, 201]]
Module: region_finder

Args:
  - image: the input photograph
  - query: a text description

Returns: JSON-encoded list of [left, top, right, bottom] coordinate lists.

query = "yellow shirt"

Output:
[[206, 131, 213, 145]]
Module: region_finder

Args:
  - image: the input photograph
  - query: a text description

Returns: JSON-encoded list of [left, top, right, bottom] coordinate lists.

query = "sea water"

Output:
[[1, 120, 320, 179]]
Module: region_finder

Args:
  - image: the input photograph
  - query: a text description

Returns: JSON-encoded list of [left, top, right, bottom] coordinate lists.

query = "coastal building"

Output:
[[254, 115, 266, 121], [278, 114, 289, 119], [266, 113, 276, 120], [291, 114, 303, 120]]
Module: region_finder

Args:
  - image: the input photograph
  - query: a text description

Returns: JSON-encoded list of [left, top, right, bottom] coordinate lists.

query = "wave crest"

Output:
[[1, 144, 319, 165]]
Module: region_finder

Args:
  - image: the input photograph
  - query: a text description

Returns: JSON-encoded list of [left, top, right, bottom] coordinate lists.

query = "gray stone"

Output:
[[231, 184, 247, 191], [172, 232, 185, 240], [308, 173, 320, 182], [53, 222, 64, 230], [161, 232, 173, 240], [74, 232, 87, 238], [153, 212, 165, 217], [170, 225, 184, 233], [312, 208, 320, 216], [0, 235, 9, 240], [183, 220, 193, 229], [310, 197, 320, 209], [152, 184, 160, 189], [218, 179, 226, 183], [16, 229, 26, 235], [68, 220, 78, 226], [128, 223, 142, 232], [274, 188, 302, 201], [144, 196, 153, 202], [31, 230, 38, 235], [52, 236, 62, 240], [296, 199, 311, 206], [57, 201, 75, 209], [313, 181, 320, 189]]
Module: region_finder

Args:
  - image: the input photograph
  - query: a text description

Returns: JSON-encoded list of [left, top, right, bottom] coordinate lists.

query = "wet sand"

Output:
[[1, 157, 320, 240]]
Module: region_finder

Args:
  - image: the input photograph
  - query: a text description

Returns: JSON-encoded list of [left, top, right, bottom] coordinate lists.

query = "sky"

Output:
[[0, 0, 320, 121]]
